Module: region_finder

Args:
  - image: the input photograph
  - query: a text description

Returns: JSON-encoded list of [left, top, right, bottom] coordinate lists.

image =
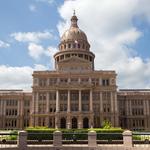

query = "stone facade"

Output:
[[0, 90, 31, 129], [0, 14, 150, 130]]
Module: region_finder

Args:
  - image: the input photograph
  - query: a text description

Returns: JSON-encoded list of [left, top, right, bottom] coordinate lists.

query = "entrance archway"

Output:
[[72, 117, 78, 128], [60, 117, 66, 128], [83, 117, 89, 128]]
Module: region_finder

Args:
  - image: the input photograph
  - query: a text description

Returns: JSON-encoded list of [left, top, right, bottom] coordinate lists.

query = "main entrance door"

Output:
[[72, 117, 78, 128]]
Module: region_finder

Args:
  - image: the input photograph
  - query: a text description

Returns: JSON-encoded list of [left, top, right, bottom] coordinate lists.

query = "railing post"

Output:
[[53, 130, 62, 148], [123, 130, 133, 147], [88, 130, 97, 148], [17, 130, 27, 150]]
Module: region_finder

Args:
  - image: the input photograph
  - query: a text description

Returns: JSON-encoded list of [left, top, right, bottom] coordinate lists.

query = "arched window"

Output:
[[72, 117, 78, 128], [83, 117, 89, 128], [60, 117, 66, 128]]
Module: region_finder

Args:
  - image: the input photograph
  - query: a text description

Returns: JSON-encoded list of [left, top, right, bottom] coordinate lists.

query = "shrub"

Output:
[[25, 127, 123, 141]]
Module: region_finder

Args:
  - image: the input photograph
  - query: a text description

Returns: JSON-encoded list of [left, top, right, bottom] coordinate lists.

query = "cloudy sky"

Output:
[[0, 0, 150, 91]]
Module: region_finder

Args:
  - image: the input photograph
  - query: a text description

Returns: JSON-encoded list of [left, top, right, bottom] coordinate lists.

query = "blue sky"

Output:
[[0, 0, 62, 67], [0, 0, 150, 90]]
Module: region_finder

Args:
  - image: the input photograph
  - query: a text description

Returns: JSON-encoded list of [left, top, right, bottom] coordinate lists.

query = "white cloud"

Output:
[[11, 31, 53, 43], [0, 64, 48, 91], [28, 43, 58, 61], [28, 43, 46, 60], [29, 5, 37, 12], [58, 0, 150, 89], [0, 40, 10, 48]]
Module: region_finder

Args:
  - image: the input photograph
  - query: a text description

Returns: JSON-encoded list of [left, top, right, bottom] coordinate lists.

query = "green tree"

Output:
[[102, 120, 112, 129]]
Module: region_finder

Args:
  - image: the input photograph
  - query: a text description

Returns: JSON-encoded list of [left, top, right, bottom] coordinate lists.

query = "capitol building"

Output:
[[0, 13, 150, 131]]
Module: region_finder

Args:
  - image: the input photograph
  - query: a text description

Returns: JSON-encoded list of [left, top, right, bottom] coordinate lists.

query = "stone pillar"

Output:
[[100, 92, 103, 112], [90, 89, 93, 111], [67, 115, 71, 129], [114, 92, 118, 112], [88, 130, 97, 148], [67, 90, 70, 112], [78, 115, 82, 129], [123, 130, 133, 148], [46, 92, 49, 113], [18, 131, 27, 150], [111, 92, 114, 113], [79, 90, 82, 111], [35, 92, 39, 113], [56, 90, 59, 112], [53, 130, 62, 147], [55, 90, 59, 128]]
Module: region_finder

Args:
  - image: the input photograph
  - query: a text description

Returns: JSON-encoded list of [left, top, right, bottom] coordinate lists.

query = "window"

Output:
[[49, 78, 57, 85], [102, 79, 109, 86], [82, 104, 89, 111], [82, 91, 89, 101], [39, 78, 47, 87], [60, 78, 68, 83], [93, 92, 100, 101], [92, 78, 99, 86], [71, 91, 78, 101]]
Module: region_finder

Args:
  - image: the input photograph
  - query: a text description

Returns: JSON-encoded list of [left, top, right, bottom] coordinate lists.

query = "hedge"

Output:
[[25, 127, 123, 141]]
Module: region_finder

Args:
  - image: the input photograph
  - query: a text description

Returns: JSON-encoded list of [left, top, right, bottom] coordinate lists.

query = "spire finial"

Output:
[[73, 10, 76, 16]]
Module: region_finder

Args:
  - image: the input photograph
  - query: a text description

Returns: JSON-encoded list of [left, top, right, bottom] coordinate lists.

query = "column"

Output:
[[55, 90, 59, 128], [67, 115, 71, 129], [100, 92, 103, 112], [129, 100, 132, 116], [99, 92, 103, 125], [30, 93, 35, 126], [35, 92, 39, 126], [126, 100, 129, 116], [67, 90, 70, 112], [20, 97, 24, 129], [78, 115, 82, 129], [111, 92, 114, 113], [46, 92, 49, 113], [46, 92, 49, 126], [79, 90, 82, 111], [90, 89, 93, 111], [35, 92, 39, 113], [56, 90, 59, 112], [17, 100, 20, 129], [114, 92, 118, 112]]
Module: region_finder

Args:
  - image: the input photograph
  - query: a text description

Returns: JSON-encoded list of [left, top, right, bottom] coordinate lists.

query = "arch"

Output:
[[72, 117, 78, 128], [60, 117, 66, 128], [83, 117, 89, 128]]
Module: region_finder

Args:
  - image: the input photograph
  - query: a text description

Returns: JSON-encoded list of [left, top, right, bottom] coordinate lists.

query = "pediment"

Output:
[[59, 56, 89, 64]]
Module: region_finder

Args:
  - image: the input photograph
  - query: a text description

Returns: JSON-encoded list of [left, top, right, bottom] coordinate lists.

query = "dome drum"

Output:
[[59, 40, 90, 51]]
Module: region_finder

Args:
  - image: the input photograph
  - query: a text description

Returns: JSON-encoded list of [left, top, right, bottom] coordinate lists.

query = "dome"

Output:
[[61, 27, 87, 42], [60, 13, 88, 42]]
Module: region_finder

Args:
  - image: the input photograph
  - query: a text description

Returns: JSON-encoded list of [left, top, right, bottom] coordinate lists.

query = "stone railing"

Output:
[[0, 130, 136, 150], [16, 130, 133, 149]]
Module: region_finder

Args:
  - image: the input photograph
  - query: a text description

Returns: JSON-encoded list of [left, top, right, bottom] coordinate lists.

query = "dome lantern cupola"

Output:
[[70, 10, 78, 28]]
